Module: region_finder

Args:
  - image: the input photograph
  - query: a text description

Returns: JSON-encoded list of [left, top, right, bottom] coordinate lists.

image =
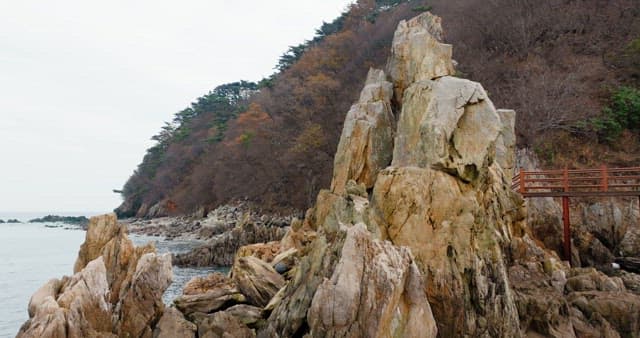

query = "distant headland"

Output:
[[28, 215, 90, 227]]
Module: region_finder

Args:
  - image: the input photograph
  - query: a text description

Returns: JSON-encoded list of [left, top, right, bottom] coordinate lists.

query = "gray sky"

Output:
[[0, 0, 354, 213]]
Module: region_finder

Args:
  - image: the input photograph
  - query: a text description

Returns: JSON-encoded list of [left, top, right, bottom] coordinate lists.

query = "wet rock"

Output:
[[616, 256, 640, 273]]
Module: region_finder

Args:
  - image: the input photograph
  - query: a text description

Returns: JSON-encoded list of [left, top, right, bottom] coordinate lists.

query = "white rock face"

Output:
[[392, 76, 501, 182], [331, 68, 395, 194]]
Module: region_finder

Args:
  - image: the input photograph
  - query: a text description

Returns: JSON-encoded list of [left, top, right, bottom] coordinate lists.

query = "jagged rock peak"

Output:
[[386, 12, 455, 104]]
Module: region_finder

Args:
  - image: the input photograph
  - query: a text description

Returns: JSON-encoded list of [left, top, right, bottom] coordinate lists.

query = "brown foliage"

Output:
[[430, 0, 640, 147], [119, 0, 640, 217]]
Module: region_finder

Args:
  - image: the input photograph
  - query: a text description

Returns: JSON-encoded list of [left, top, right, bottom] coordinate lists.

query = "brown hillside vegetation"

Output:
[[117, 0, 640, 217]]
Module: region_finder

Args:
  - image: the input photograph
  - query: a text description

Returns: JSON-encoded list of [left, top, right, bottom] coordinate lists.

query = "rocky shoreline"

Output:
[[122, 203, 293, 268], [17, 12, 640, 338]]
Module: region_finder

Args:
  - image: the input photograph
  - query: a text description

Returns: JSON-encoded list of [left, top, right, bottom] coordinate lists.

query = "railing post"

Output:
[[519, 169, 526, 194], [562, 196, 571, 264], [562, 166, 572, 265], [601, 164, 608, 192]]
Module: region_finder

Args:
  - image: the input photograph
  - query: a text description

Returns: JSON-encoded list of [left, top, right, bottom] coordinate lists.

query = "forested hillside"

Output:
[[117, 0, 640, 218]]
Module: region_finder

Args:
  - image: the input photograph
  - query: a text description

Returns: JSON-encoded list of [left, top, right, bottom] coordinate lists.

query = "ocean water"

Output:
[[0, 214, 221, 338], [129, 235, 224, 304]]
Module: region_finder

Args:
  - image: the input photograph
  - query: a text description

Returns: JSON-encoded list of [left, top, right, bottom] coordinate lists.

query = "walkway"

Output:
[[512, 166, 640, 264]]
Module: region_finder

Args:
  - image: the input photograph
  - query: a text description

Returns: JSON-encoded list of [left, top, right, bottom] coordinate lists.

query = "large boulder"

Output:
[[175, 275, 247, 316], [369, 165, 523, 337], [231, 256, 285, 307], [259, 181, 438, 337], [391, 76, 502, 182], [261, 11, 640, 338], [74, 213, 149, 305]]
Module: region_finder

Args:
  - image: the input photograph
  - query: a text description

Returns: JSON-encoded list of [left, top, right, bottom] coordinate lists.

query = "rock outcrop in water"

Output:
[[18, 214, 172, 338]]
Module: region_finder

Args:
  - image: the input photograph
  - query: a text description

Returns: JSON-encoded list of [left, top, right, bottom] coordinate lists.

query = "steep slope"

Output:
[[117, 0, 640, 218], [117, 0, 428, 217]]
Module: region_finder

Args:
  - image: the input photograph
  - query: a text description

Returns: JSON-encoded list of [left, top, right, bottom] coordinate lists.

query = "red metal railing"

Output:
[[512, 165, 640, 265], [512, 166, 640, 197]]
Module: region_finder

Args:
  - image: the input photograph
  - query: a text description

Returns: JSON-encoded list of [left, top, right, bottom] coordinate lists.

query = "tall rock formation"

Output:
[[258, 12, 640, 338], [371, 12, 522, 337]]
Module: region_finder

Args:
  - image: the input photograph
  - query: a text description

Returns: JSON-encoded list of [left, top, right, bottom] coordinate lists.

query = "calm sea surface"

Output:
[[0, 212, 221, 338]]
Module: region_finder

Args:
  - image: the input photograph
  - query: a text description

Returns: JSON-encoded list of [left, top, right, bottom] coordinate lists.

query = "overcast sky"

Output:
[[0, 0, 354, 213]]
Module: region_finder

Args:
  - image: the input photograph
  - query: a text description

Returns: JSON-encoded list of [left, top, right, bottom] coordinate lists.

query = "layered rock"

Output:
[[18, 214, 172, 338], [174, 270, 271, 337], [174, 215, 288, 267]]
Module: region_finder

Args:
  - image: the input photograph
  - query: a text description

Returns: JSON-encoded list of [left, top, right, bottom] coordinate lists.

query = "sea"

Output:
[[0, 212, 222, 338]]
